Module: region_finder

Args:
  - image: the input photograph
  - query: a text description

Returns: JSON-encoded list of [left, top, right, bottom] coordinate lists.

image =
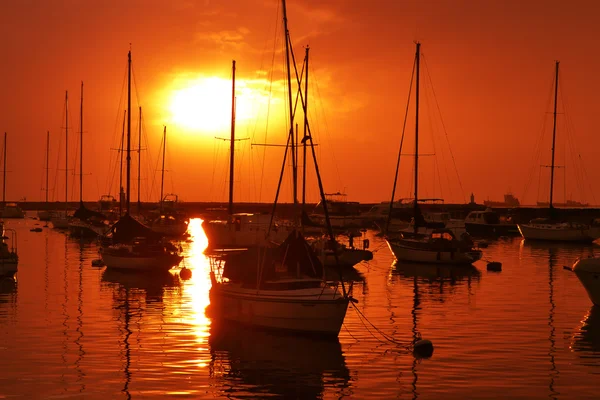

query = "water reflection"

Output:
[[102, 269, 180, 399], [209, 321, 350, 398], [391, 262, 481, 303], [547, 248, 559, 400], [571, 306, 600, 365]]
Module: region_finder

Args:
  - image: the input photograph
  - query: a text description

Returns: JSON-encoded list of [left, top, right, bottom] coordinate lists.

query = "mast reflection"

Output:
[[102, 268, 180, 398]]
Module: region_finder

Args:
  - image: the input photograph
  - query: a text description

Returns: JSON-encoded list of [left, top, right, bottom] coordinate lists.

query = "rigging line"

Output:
[[560, 79, 588, 203], [311, 65, 341, 192], [422, 54, 465, 203], [422, 78, 447, 201], [106, 64, 128, 197], [266, 133, 292, 238], [521, 68, 556, 204], [386, 55, 416, 233], [258, 5, 281, 204]]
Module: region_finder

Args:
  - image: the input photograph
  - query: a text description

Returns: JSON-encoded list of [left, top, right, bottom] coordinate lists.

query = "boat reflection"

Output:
[[571, 306, 600, 365], [519, 239, 595, 264], [391, 261, 481, 302], [208, 321, 351, 398], [102, 268, 180, 301]]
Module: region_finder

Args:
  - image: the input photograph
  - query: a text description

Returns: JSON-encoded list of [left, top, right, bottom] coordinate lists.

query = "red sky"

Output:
[[2, 0, 600, 205]]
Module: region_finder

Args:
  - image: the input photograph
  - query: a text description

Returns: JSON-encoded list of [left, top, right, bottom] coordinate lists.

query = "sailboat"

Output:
[[0, 227, 18, 277], [208, 0, 352, 337], [0, 133, 25, 219], [149, 126, 189, 237], [68, 82, 110, 238], [384, 43, 482, 265], [517, 61, 600, 243], [37, 131, 55, 222], [99, 50, 183, 271], [51, 91, 72, 229], [571, 256, 600, 306], [202, 60, 294, 249]]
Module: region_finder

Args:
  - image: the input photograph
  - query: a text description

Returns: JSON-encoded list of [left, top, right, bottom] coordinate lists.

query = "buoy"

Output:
[[563, 265, 573, 271], [91, 259, 104, 267], [180, 267, 192, 280], [487, 261, 502, 271], [413, 339, 434, 358], [30, 228, 43, 232]]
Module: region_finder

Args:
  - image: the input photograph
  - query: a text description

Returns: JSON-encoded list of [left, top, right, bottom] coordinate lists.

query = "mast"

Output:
[[2, 132, 6, 206], [138, 106, 142, 214], [160, 126, 166, 212], [65, 91, 69, 212], [79, 81, 84, 206], [119, 109, 126, 217], [45, 131, 50, 206], [126, 50, 132, 214], [229, 60, 236, 215], [282, 0, 298, 219], [302, 46, 309, 211], [413, 42, 421, 234], [549, 61, 559, 211]]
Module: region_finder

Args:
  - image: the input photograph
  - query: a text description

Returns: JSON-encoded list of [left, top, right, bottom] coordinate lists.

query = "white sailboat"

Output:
[[100, 50, 183, 272], [202, 60, 293, 248], [572, 256, 600, 306], [208, 1, 353, 337], [518, 61, 600, 243], [149, 128, 189, 237], [51, 91, 72, 229], [384, 43, 481, 266]]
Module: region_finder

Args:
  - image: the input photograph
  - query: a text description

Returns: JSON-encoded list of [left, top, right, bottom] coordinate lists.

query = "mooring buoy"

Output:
[[180, 267, 192, 280], [487, 261, 502, 271], [413, 339, 434, 358]]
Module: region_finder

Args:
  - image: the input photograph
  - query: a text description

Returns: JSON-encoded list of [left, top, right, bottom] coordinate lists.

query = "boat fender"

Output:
[[180, 267, 192, 280], [363, 239, 369, 249], [413, 339, 434, 358], [478, 241, 489, 248], [349, 296, 359, 304], [487, 261, 502, 271]]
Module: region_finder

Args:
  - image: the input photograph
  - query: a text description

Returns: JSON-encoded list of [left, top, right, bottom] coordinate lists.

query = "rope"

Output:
[[349, 304, 414, 350]]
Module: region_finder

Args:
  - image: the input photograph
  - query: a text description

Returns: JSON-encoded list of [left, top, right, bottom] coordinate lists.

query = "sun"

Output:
[[168, 76, 261, 135]]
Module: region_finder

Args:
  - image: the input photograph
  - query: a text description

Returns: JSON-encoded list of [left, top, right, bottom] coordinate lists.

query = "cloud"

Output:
[[194, 27, 251, 51]]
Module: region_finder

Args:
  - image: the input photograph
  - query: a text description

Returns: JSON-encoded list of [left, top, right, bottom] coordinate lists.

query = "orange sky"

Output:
[[2, 0, 600, 205]]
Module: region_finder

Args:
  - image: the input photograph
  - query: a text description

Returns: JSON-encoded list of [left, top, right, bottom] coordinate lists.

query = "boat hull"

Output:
[[0, 258, 18, 276], [151, 221, 188, 237], [386, 238, 482, 265], [1, 207, 24, 219], [209, 283, 349, 337], [100, 248, 182, 271], [573, 257, 600, 306], [202, 219, 294, 248], [69, 221, 107, 238], [37, 210, 55, 221], [465, 222, 520, 237], [518, 223, 598, 243], [51, 215, 70, 229]]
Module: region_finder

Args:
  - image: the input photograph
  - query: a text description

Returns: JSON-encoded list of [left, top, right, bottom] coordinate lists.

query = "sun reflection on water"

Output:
[[180, 218, 212, 366]]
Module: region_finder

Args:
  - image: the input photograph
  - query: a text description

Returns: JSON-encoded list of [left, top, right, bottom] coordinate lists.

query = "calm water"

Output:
[[1, 215, 599, 399]]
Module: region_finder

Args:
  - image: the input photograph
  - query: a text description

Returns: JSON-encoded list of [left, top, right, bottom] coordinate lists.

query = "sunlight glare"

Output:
[[168, 76, 258, 134]]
